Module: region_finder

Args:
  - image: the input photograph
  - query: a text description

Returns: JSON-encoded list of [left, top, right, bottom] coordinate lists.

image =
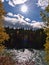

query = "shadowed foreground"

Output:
[[0, 49, 46, 65]]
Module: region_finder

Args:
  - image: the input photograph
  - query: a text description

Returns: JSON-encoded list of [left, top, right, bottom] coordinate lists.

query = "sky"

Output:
[[2, 0, 49, 29]]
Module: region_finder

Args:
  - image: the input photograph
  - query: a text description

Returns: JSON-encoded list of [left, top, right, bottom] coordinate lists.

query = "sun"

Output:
[[21, 5, 28, 12]]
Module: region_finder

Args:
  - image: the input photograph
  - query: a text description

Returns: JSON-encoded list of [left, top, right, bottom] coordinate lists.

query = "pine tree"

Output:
[[0, 0, 9, 53]]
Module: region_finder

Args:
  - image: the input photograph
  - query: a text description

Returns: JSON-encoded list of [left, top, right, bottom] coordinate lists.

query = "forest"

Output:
[[0, 0, 49, 65], [3, 27, 47, 50]]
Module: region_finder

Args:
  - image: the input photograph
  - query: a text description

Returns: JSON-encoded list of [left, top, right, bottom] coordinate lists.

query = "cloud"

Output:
[[8, 0, 15, 7], [7, 12, 24, 18], [7, 0, 27, 7], [31, 21, 45, 28], [7, 12, 14, 16], [37, 0, 48, 9], [1, 0, 4, 2], [2, 0, 27, 7], [4, 13, 45, 29], [4, 16, 18, 25], [12, 0, 27, 5], [32, 21, 37, 23], [25, 18, 31, 22], [5, 13, 29, 25]]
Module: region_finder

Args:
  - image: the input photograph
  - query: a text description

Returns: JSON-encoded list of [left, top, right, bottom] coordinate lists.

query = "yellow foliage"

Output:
[[44, 55, 49, 64], [44, 43, 49, 50], [45, 5, 49, 13], [44, 28, 49, 64], [0, 0, 10, 53], [40, 4, 49, 64], [0, 32, 9, 43], [0, 9, 5, 13], [0, 3, 3, 7], [0, 44, 5, 53], [0, 26, 5, 32]]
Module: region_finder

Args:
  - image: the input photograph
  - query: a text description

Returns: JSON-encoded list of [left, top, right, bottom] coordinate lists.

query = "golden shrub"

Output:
[[0, 0, 10, 53], [0, 44, 5, 53], [44, 28, 49, 64]]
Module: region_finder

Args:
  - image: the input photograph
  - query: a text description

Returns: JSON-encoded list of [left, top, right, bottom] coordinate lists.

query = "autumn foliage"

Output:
[[40, 4, 49, 64], [0, 0, 9, 52], [44, 28, 49, 64]]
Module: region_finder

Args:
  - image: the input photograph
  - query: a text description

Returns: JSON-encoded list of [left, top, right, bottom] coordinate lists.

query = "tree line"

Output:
[[3, 27, 47, 50]]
